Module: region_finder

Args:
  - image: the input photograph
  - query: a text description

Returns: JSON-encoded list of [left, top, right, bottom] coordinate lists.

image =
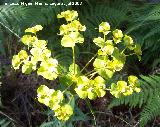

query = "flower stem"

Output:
[[89, 71, 98, 79], [121, 47, 127, 54], [86, 99, 97, 126], [72, 47, 76, 75], [80, 53, 98, 73], [62, 83, 73, 94]]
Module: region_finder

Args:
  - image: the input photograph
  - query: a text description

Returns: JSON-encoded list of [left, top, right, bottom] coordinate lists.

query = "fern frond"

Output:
[[125, 4, 160, 67], [140, 96, 160, 127], [54, 48, 73, 67]]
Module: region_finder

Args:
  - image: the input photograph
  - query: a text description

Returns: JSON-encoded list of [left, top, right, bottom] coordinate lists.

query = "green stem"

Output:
[[72, 47, 76, 75], [62, 83, 73, 94], [121, 47, 127, 54], [80, 53, 98, 73], [85, 70, 96, 76], [86, 99, 97, 126]]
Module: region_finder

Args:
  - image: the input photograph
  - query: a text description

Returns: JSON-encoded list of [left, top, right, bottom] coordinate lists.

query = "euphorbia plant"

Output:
[[12, 10, 142, 121]]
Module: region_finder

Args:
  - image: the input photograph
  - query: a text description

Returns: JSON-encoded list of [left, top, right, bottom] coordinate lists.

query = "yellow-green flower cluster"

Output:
[[12, 25, 58, 80], [57, 10, 86, 47], [99, 22, 110, 35], [123, 35, 142, 60], [25, 25, 43, 34], [37, 85, 73, 121], [93, 22, 142, 79], [21, 35, 38, 47], [123, 35, 134, 48], [110, 75, 141, 98], [93, 26, 126, 79], [12, 50, 28, 70], [57, 10, 78, 22], [54, 104, 73, 121], [75, 76, 106, 100], [113, 29, 123, 44]]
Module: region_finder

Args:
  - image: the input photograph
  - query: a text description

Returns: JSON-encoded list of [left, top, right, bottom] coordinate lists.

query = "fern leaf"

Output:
[[140, 96, 160, 127]]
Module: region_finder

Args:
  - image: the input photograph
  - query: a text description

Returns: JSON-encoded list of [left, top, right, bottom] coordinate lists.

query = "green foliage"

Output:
[[54, 48, 73, 67], [126, 4, 160, 67], [140, 96, 160, 127], [108, 75, 160, 127]]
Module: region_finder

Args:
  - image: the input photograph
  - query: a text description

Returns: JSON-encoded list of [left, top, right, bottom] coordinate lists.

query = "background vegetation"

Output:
[[0, 0, 160, 126]]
